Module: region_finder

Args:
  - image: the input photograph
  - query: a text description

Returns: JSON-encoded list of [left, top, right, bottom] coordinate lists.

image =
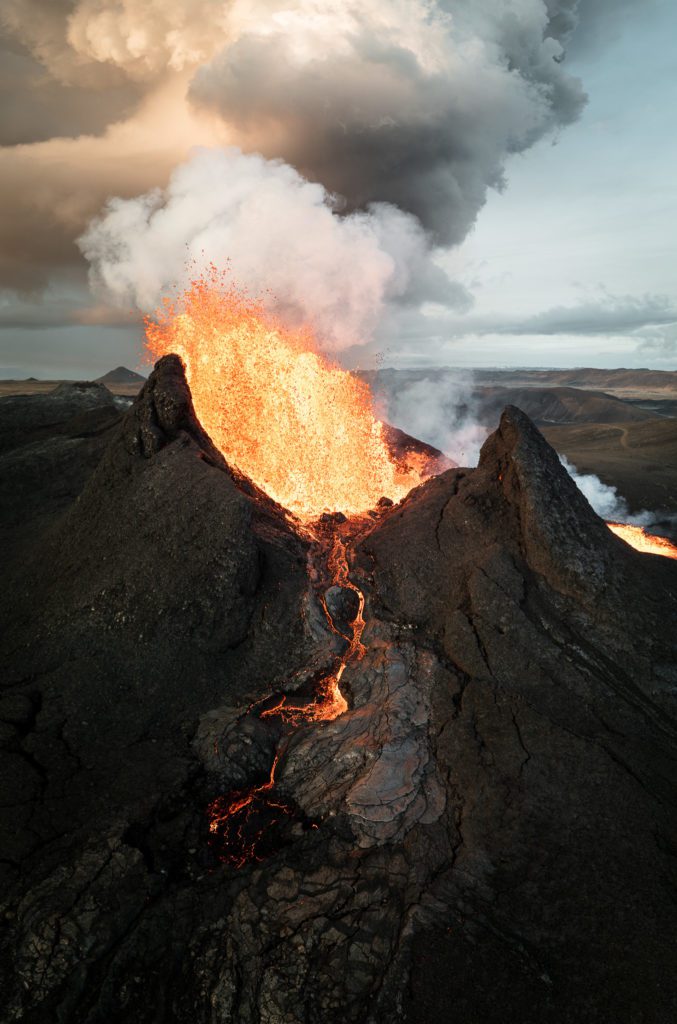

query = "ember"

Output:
[[207, 753, 307, 868], [145, 270, 424, 519], [607, 522, 677, 560]]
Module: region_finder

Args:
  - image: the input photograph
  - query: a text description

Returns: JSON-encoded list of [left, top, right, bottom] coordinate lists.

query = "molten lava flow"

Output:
[[145, 271, 423, 519], [607, 522, 677, 560], [261, 529, 366, 724], [207, 519, 370, 866]]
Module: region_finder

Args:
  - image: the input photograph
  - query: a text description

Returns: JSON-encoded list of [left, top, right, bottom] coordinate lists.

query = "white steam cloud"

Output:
[[560, 456, 676, 531], [79, 147, 465, 350], [372, 373, 490, 467]]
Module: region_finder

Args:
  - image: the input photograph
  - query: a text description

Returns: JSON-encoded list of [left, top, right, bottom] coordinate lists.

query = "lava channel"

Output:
[[207, 519, 369, 867]]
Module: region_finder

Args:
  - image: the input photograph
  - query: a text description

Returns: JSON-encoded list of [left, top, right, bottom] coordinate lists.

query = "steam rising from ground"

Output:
[[374, 373, 489, 467], [560, 456, 677, 534]]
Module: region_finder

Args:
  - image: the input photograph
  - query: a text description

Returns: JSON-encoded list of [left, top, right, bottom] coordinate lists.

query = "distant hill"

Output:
[[95, 366, 146, 385], [542, 417, 677, 517], [363, 367, 677, 400], [473, 368, 677, 393], [474, 386, 653, 426]]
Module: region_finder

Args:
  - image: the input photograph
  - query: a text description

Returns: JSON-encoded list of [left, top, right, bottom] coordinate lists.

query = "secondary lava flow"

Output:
[[145, 269, 424, 519], [607, 522, 677, 560], [206, 754, 294, 870]]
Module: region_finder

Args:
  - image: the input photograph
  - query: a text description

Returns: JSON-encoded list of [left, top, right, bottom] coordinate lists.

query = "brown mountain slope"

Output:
[[475, 385, 653, 425], [473, 367, 677, 394], [542, 417, 677, 514]]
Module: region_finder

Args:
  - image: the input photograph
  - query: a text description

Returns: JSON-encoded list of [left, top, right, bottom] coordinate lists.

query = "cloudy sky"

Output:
[[0, 0, 674, 378]]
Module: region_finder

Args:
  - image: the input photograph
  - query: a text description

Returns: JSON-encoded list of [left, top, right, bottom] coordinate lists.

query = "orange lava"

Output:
[[261, 530, 365, 724], [145, 270, 423, 519], [207, 753, 297, 868], [607, 522, 677, 560], [207, 523, 371, 865]]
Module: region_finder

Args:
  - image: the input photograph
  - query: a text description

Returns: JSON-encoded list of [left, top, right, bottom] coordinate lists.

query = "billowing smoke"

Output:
[[66, 0, 234, 79], [79, 147, 466, 350], [190, 0, 585, 245], [372, 372, 489, 466], [73, 0, 587, 348]]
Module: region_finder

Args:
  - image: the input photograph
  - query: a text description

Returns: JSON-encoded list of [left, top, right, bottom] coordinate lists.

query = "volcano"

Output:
[[1, 355, 677, 1023]]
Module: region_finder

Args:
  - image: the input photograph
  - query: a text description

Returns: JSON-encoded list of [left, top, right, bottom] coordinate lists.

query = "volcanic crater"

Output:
[[1, 354, 677, 1023]]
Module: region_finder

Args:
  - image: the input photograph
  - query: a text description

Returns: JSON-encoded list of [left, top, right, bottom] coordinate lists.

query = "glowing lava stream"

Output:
[[207, 518, 369, 866], [261, 528, 366, 724], [607, 522, 677, 560], [207, 753, 293, 870]]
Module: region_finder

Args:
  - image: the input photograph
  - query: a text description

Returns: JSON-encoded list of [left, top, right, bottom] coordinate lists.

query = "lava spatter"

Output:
[[145, 269, 425, 519], [607, 522, 677, 560]]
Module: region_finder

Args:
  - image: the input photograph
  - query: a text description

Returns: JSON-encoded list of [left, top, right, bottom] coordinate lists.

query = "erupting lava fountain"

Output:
[[145, 270, 426, 520]]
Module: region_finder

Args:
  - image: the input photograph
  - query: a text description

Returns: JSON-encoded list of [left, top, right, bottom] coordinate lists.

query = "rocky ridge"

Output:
[[0, 357, 676, 1023]]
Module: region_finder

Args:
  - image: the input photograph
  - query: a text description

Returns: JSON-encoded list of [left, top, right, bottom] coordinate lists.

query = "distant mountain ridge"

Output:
[[363, 367, 677, 392], [474, 385, 654, 426], [473, 367, 677, 391]]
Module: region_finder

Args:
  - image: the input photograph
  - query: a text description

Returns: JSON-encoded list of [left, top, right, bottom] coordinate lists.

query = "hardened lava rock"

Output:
[[324, 583, 360, 635], [0, 359, 676, 1024]]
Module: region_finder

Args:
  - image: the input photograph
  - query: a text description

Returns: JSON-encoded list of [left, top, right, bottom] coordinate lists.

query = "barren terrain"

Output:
[[1, 359, 676, 1023]]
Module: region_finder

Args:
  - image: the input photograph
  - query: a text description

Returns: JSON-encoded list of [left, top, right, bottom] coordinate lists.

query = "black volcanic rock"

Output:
[[357, 406, 677, 1022], [382, 419, 456, 475], [1, 367, 676, 1024], [0, 355, 310, 883], [0, 382, 122, 566], [324, 583, 360, 636], [0, 380, 116, 455]]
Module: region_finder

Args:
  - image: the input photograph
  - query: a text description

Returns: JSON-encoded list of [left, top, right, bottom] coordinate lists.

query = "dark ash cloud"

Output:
[[0, 42, 141, 147], [190, 0, 586, 247]]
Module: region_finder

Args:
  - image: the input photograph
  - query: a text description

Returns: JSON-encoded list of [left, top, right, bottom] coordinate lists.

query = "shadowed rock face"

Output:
[[1, 358, 676, 1024]]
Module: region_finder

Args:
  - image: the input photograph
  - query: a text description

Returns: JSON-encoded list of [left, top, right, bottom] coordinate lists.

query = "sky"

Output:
[[0, 0, 675, 378]]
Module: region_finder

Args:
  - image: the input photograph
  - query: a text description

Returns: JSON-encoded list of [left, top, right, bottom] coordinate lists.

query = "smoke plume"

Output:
[[69, 0, 588, 348], [79, 147, 466, 350], [190, 0, 585, 246], [373, 372, 489, 466]]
